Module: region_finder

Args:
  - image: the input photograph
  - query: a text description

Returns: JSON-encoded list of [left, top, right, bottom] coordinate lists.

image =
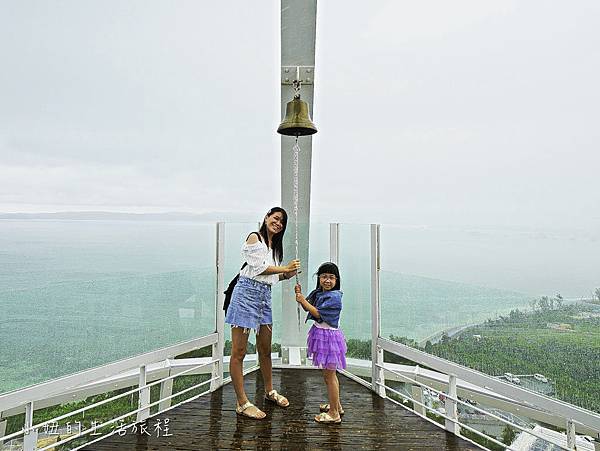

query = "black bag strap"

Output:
[[224, 232, 264, 313], [246, 231, 263, 243]]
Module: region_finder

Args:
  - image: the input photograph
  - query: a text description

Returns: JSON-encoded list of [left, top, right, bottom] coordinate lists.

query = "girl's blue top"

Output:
[[305, 288, 343, 328]]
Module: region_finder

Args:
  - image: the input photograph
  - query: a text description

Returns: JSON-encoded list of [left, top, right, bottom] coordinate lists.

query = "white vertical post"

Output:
[[211, 222, 225, 391], [329, 223, 339, 264], [0, 417, 6, 440], [280, 0, 317, 361], [158, 364, 173, 412], [371, 224, 386, 397], [411, 385, 426, 416], [23, 401, 37, 451], [137, 365, 150, 423], [445, 374, 460, 435], [567, 419, 576, 449]]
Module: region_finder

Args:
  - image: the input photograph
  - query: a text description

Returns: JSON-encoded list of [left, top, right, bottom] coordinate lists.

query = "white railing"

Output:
[[0, 334, 224, 450], [363, 223, 600, 451], [0, 223, 233, 451]]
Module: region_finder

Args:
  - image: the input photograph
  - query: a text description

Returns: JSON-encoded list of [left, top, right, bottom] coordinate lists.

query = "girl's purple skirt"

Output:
[[307, 325, 347, 370]]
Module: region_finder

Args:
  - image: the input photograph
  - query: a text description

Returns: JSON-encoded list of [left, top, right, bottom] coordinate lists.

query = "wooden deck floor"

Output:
[[83, 368, 479, 450]]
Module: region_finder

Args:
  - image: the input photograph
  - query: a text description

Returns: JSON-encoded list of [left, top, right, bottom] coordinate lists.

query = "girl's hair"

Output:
[[314, 262, 341, 290], [258, 207, 288, 263]]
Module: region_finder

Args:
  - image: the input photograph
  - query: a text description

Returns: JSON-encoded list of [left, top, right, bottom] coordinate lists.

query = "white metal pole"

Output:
[[280, 0, 317, 364], [211, 222, 225, 391], [23, 401, 37, 451], [158, 368, 174, 411], [567, 419, 576, 449], [330, 223, 339, 264], [371, 224, 386, 397], [0, 417, 6, 440], [137, 365, 150, 423], [411, 385, 426, 416], [445, 374, 460, 435]]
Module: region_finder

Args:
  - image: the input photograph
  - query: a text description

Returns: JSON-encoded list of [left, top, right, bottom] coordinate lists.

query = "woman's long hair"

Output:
[[258, 207, 288, 263]]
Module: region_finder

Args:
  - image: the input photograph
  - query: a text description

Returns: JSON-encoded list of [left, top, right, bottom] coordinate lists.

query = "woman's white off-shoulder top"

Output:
[[239, 239, 279, 286]]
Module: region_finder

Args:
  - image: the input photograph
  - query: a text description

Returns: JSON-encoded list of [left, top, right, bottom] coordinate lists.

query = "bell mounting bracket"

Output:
[[281, 66, 314, 85]]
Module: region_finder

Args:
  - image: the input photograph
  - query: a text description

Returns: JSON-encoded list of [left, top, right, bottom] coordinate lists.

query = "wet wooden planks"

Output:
[[83, 368, 478, 450]]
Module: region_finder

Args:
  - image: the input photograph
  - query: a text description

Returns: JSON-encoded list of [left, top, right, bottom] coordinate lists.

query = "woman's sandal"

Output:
[[264, 389, 289, 408], [314, 412, 342, 424], [319, 403, 344, 416], [236, 401, 266, 419]]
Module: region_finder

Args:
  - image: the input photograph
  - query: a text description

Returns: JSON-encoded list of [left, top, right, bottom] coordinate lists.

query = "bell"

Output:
[[277, 96, 317, 136]]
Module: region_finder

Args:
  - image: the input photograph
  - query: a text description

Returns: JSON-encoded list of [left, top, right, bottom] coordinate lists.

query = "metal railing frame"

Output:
[[364, 223, 600, 451], [376, 364, 570, 451], [0, 341, 222, 450], [0, 222, 236, 451]]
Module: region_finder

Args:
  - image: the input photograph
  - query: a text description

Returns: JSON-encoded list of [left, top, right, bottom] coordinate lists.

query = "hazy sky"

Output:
[[1, 0, 599, 228]]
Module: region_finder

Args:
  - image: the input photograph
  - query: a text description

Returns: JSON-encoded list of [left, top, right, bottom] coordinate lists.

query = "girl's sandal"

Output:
[[319, 403, 344, 416], [314, 412, 342, 424], [236, 401, 265, 419], [265, 389, 289, 408]]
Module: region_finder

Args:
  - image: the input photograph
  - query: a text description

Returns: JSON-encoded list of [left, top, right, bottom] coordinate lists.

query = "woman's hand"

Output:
[[283, 269, 298, 280], [285, 259, 301, 273]]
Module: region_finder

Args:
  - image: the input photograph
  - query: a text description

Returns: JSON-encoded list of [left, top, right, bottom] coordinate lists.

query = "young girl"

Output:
[[294, 262, 346, 424]]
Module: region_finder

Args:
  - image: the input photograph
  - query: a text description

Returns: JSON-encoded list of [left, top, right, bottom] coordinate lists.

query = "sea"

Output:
[[1, 219, 598, 394]]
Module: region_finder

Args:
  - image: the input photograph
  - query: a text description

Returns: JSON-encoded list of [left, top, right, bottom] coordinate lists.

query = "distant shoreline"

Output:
[[419, 323, 477, 346], [418, 299, 598, 346], [0, 211, 254, 222]]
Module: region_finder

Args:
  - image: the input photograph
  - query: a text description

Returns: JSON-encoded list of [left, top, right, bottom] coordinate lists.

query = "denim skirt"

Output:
[[225, 276, 272, 332]]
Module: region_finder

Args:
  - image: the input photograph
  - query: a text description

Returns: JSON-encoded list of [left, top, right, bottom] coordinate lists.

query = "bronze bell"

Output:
[[277, 95, 317, 136]]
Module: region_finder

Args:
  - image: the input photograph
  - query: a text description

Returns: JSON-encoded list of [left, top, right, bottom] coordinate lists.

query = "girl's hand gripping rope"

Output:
[[294, 284, 304, 303]]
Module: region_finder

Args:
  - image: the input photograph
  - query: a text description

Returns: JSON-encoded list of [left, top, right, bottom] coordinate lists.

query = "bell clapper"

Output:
[[293, 79, 301, 99]]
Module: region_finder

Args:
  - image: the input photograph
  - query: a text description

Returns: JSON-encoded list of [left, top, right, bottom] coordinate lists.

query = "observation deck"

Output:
[[82, 368, 477, 450]]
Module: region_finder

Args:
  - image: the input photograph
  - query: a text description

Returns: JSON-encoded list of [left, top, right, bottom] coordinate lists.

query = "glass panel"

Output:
[[380, 224, 600, 416], [304, 222, 330, 351], [0, 219, 215, 394], [337, 224, 372, 367], [307, 223, 330, 278]]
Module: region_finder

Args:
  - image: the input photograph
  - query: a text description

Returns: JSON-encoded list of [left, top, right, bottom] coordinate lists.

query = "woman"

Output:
[[225, 207, 300, 419]]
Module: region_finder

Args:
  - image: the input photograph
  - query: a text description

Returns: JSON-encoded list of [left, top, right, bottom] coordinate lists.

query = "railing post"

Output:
[[137, 365, 150, 423], [329, 223, 339, 264], [371, 224, 386, 397], [0, 413, 6, 441], [23, 401, 37, 451], [158, 362, 173, 411], [567, 419, 576, 449], [211, 221, 225, 392], [411, 385, 426, 416], [445, 374, 460, 435], [412, 365, 425, 415]]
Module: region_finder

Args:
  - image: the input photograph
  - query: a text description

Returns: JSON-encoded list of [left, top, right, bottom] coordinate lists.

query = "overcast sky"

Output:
[[1, 1, 599, 228]]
